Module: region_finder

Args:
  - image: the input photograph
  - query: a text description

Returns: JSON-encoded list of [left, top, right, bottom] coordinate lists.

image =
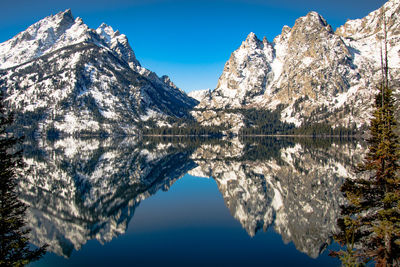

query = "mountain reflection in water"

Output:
[[20, 137, 365, 262]]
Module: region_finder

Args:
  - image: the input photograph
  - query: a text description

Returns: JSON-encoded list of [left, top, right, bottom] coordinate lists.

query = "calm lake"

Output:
[[22, 137, 365, 266]]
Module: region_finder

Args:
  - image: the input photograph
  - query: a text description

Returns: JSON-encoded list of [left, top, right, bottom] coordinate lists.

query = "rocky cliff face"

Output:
[[193, 0, 400, 130], [0, 10, 197, 136], [190, 138, 365, 258]]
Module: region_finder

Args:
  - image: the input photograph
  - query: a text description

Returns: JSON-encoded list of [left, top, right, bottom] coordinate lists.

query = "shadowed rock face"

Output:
[[19, 137, 365, 259]]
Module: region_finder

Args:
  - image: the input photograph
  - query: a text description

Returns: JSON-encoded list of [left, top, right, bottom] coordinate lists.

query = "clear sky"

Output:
[[0, 0, 387, 92]]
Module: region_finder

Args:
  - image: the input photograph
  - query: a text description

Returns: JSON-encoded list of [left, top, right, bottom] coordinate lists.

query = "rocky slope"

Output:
[[193, 0, 400, 131], [0, 10, 197, 136], [190, 138, 366, 258]]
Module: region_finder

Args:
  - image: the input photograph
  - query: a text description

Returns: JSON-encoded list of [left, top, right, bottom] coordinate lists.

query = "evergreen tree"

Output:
[[0, 91, 47, 266], [331, 14, 400, 267]]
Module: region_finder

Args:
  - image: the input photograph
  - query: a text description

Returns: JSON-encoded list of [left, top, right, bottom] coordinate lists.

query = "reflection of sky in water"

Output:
[[31, 174, 340, 267]]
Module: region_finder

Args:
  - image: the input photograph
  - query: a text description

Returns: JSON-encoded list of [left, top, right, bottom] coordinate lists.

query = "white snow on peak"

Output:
[[202, 30, 276, 109], [240, 32, 262, 50], [245, 32, 257, 42], [304, 11, 327, 25], [95, 22, 140, 68], [96, 23, 116, 43], [96, 23, 123, 44], [188, 89, 210, 102], [0, 9, 90, 69], [337, 0, 400, 40], [0, 9, 144, 70]]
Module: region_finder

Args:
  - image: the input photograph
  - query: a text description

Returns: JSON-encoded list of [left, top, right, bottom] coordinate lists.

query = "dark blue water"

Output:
[[30, 174, 340, 266]]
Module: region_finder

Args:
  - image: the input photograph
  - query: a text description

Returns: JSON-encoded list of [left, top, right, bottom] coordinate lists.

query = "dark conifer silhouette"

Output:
[[0, 91, 47, 266]]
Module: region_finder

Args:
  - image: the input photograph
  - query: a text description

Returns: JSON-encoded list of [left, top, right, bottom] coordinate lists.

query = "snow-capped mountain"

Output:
[[0, 10, 197, 136], [193, 0, 400, 130], [190, 138, 366, 258]]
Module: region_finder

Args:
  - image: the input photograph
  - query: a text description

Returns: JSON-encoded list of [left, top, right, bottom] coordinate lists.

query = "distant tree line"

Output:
[[237, 106, 296, 135], [141, 106, 360, 137], [142, 124, 224, 137], [238, 107, 358, 137], [289, 123, 358, 137]]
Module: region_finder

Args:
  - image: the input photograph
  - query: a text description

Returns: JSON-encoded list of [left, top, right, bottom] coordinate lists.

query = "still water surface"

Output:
[[24, 137, 363, 266]]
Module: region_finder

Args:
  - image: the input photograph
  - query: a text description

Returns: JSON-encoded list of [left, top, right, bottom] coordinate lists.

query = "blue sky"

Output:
[[0, 0, 387, 92]]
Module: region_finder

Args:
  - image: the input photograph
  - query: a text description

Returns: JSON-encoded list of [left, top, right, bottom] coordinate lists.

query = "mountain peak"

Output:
[[240, 32, 262, 50], [244, 32, 261, 44], [94, 23, 140, 67], [336, 0, 400, 40], [0, 8, 90, 69], [291, 11, 333, 35], [60, 9, 73, 19], [52, 9, 75, 28], [96, 23, 123, 40], [306, 11, 327, 25], [246, 32, 257, 41], [96, 23, 117, 40], [98, 22, 109, 29], [97, 23, 116, 33], [296, 11, 330, 28]]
